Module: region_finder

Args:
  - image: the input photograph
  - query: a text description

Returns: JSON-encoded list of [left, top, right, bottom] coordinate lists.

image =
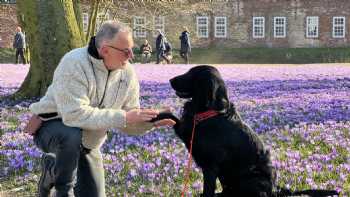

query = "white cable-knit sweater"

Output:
[[30, 46, 153, 149]]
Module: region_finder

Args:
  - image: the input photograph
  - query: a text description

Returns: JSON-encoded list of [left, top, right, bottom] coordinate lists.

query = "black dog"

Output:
[[152, 65, 339, 197]]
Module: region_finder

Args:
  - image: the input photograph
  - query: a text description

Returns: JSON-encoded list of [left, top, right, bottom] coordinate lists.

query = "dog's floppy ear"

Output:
[[192, 70, 229, 112]]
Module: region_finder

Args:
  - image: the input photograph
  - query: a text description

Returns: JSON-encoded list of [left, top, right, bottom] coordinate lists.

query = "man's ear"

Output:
[[98, 46, 108, 58]]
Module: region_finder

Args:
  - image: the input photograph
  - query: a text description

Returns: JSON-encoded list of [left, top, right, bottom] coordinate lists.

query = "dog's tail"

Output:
[[275, 186, 339, 197]]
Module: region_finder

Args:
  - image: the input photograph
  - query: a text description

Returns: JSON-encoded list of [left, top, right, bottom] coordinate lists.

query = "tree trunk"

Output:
[[73, 0, 84, 42], [13, 0, 84, 99], [86, 0, 101, 42]]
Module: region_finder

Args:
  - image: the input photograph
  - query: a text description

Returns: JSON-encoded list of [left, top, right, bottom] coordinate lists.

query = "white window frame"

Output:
[[274, 17, 286, 38], [82, 13, 89, 33], [306, 16, 319, 38], [215, 17, 227, 38], [153, 16, 165, 37], [197, 16, 209, 38], [253, 17, 265, 38], [332, 16, 346, 38], [133, 16, 147, 38]]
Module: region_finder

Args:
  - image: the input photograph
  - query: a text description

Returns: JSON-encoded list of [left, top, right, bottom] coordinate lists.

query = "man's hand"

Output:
[[125, 108, 177, 128], [126, 109, 159, 124], [24, 114, 42, 136], [149, 107, 179, 128]]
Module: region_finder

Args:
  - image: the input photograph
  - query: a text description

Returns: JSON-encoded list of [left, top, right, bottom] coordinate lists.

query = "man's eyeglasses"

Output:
[[106, 45, 134, 59]]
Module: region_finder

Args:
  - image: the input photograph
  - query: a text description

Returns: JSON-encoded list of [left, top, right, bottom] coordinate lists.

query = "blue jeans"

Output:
[[34, 119, 105, 197], [15, 48, 26, 64]]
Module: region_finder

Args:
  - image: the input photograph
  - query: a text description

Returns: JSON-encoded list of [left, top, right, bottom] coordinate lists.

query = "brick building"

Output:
[[1, 0, 350, 49], [0, 1, 17, 48]]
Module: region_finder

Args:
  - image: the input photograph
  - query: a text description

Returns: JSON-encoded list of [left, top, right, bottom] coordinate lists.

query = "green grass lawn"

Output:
[[1, 47, 350, 64], [130, 47, 350, 64], [0, 48, 15, 63], [189, 47, 350, 64]]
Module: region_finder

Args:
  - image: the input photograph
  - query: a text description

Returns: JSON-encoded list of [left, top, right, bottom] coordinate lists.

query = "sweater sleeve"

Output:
[[52, 56, 127, 131], [117, 65, 154, 135]]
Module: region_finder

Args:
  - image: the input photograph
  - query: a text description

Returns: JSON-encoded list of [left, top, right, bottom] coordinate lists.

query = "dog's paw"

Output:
[[149, 112, 179, 123]]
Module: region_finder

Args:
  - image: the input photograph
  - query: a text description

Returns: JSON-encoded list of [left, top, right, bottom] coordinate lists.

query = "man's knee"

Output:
[[44, 121, 82, 151], [61, 127, 82, 150]]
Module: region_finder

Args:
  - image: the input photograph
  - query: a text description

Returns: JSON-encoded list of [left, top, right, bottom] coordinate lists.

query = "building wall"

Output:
[[0, 4, 18, 48], [1, 0, 350, 48], [98, 0, 350, 48]]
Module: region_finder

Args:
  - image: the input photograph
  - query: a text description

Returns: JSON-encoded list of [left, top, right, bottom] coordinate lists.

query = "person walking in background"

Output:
[[179, 26, 191, 64], [155, 29, 170, 64], [140, 39, 152, 63], [13, 26, 26, 64]]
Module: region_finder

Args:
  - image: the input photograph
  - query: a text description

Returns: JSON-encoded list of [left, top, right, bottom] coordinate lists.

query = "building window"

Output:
[[0, 0, 16, 4], [82, 13, 89, 33], [197, 16, 209, 38], [153, 16, 165, 37], [134, 16, 146, 38], [306, 16, 319, 38], [96, 12, 110, 31], [274, 17, 286, 38], [333, 16, 345, 38], [215, 17, 227, 38], [253, 17, 265, 38]]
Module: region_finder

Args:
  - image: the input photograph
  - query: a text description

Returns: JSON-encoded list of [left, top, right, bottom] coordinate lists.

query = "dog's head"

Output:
[[170, 65, 230, 112]]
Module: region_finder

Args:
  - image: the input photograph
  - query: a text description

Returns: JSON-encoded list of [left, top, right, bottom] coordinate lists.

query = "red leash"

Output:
[[181, 110, 219, 197]]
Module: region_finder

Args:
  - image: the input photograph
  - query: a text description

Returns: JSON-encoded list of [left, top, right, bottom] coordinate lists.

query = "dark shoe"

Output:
[[38, 153, 56, 197]]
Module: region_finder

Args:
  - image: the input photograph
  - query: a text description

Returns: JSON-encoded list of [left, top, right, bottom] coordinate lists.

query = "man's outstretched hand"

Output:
[[150, 108, 179, 128], [126, 109, 159, 124], [126, 108, 177, 128]]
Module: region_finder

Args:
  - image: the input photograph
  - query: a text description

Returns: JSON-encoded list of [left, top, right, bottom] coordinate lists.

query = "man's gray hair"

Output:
[[95, 20, 131, 49]]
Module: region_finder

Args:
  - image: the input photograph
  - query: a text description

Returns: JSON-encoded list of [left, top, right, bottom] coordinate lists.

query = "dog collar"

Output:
[[194, 110, 219, 124]]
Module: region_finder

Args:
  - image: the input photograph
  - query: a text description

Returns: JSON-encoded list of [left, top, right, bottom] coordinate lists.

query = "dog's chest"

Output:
[[182, 124, 224, 163]]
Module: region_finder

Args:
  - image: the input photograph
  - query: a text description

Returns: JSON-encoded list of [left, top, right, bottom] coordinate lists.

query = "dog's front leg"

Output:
[[201, 168, 218, 197]]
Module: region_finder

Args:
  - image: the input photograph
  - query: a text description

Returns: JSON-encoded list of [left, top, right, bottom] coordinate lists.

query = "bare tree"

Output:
[[13, 0, 84, 99]]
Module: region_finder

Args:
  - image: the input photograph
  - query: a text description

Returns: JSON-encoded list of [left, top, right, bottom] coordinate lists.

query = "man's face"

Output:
[[100, 31, 134, 70]]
